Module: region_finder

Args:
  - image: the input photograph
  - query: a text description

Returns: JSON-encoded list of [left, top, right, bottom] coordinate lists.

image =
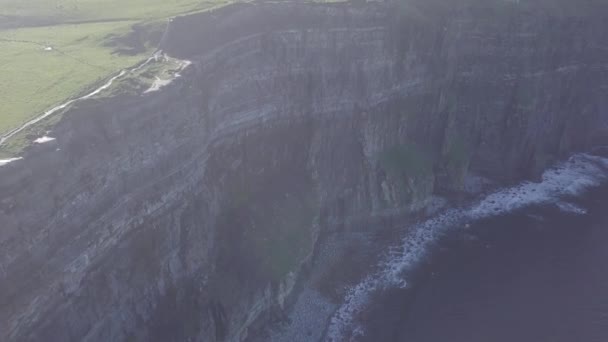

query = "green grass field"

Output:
[[0, 0, 222, 23], [0, 0, 228, 153]]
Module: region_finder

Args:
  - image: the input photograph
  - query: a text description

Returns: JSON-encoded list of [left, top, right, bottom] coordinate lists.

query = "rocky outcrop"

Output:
[[1, 1, 607, 341]]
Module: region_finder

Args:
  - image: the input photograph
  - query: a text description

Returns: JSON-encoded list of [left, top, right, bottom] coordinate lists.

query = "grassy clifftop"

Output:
[[0, 0, 227, 141], [0, 0, 223, 24]]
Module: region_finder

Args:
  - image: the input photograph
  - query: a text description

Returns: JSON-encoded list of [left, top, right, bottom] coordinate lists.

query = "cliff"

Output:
[[1, 1, 607, 341]]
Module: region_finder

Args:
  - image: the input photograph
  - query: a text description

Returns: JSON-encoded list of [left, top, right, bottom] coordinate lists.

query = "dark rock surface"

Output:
[[1, 1, 607, 341]]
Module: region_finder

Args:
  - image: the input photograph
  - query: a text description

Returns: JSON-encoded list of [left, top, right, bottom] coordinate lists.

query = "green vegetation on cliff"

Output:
[[252, 193, 316, 281], [219, 187, 317, 283], [379, 144, 433, 179], [379, 144, 435, 206], [442, 136, 471, 187]]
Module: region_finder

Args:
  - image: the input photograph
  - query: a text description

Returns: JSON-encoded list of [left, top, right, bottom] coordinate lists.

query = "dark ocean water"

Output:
[[359, 183, 608, 342]]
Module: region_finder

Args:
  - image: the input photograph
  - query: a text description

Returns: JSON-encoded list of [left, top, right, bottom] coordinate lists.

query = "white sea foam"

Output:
[[556, 201, 588, 215], [326, 153, 608, 341]]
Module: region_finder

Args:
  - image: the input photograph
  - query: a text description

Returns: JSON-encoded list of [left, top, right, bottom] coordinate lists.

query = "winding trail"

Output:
[[0, 52, 161, 147]]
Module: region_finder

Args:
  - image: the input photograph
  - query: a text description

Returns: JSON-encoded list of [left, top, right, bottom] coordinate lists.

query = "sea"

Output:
[[326, 149, 608, 342]]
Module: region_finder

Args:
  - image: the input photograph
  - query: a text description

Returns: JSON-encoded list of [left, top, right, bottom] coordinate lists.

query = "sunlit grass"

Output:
[[0, 0, 228, 146], [0, 0, 221, 22], [0, 21, 147, 135]]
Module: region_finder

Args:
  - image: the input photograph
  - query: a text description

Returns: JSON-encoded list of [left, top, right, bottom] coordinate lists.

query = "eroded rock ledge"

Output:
[[1, 2, 607, 341]]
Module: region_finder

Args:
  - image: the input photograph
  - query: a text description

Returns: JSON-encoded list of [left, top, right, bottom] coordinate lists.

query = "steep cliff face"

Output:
[[1, 2, 607, 341]]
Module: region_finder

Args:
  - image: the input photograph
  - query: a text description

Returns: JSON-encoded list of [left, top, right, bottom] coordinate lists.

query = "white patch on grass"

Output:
[[143, 59, 192, 94], [34, 136, 55, 144], [144, 77, 173, 93]]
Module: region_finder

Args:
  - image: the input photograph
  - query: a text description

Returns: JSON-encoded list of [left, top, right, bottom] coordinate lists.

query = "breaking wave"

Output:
[[326, 152, 608, 341]]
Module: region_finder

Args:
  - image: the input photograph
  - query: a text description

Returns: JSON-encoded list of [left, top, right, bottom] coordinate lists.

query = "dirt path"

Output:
[[0, 52, 160, 147]]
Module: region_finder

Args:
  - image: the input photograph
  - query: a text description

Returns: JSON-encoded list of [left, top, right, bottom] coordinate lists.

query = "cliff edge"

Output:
[[0, 1, 607, 341]]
